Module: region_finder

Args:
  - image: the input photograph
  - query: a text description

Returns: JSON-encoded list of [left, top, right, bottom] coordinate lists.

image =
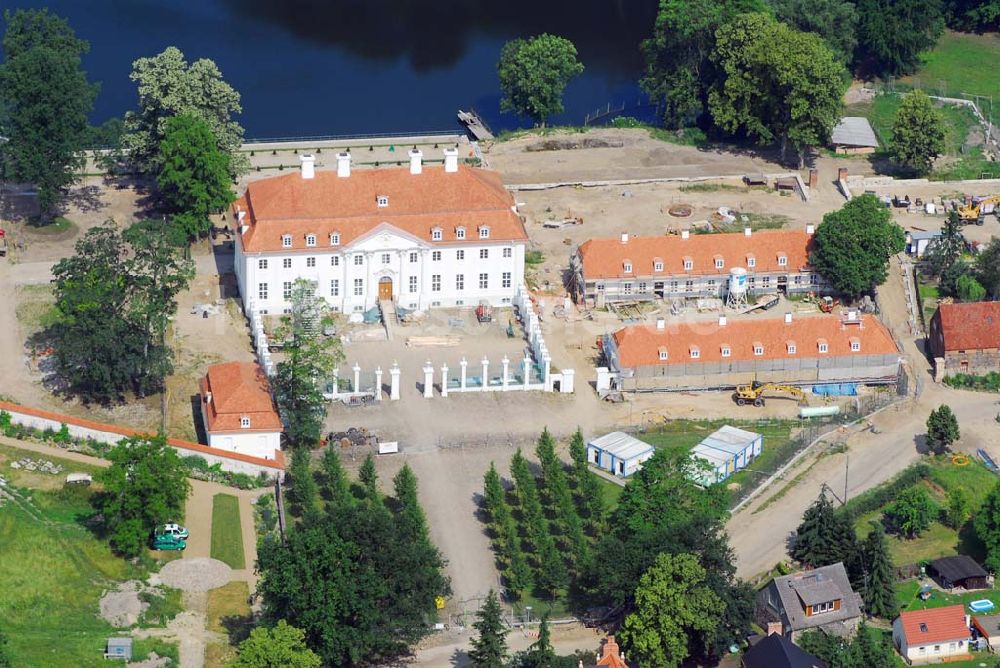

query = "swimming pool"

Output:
[[969, 599, 995, 613]]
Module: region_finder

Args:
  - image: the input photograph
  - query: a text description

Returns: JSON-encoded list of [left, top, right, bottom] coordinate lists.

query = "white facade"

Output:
[[236, 226, 526, 314], [201, 414, 282, 462], [892, 616, 971, 665], [587, 431, 654, 477]]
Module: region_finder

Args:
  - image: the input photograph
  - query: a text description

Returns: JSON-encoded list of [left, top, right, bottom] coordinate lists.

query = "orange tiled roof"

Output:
[[234, 165, 527, 253], [199, 362, 282, 434], [595, 635, 628, 668], [898, 605, 969, 645], [934, 301, 1000, 351], [577, 229, 814, 279], [611, 314, 898, 368]]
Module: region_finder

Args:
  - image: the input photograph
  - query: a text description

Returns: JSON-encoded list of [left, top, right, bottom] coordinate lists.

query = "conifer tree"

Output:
[[791, 492, 856, 567], [510, 448, 567, 597], [319, 446, 352, 510], [857, 523, 897, 619], [528, 615, 556, 667], [483, 463, 508, 530], [468, 590, 507, 668], [358, 453, 378, 500], [535, 429, 589, 571], [568, 428, 606, 535], [286, 447, 318, 518]]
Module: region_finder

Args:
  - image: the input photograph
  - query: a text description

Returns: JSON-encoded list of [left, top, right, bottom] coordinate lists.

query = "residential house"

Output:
[[582, 635, 629, 668], [572, 228, 825, 307], [600, 312, 900, 392], [928, 302, 1000, 378], [928, 555, 990, 591], [232, 149, 528, 315], [830, 117, 879, 155], [587, 432, 654, 478], [972, 613, 1000, 651], [892, 605, 971, 665], [756, 563, 864, 641], [742, 631, 827, 668], [690, 425, 762, 486], [199, 361, 282, 460]]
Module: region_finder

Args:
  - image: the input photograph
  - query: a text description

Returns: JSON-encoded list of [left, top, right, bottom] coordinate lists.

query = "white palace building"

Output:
[[232, 148, 528, 315]]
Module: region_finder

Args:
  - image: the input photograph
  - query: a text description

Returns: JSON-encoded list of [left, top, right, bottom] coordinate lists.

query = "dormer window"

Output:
[[240, 416, 250, 429], [377, 195, 389, 208], [653, 259, 664, 272], [282, 234, 292, 248], [777, 254, 788, 267], [753, 343, 764, 356], [456, 227, 466, 239], [690, 346, 700, 359], [623, 260, 633, 274], [431, 227, 443, 241], [479, 226, 490, 239], [850, 338, 861, 352], [714, 255, 724, 269], [658, 347, 668, 361], [818, 339, 829, 354], [330, 232, 341, 246], [787, 341, 797, 354], [746, 255, 756, 268], [683, 257, 693, 271], [306, 234, 316, 247], [721, 345, 731, 358]]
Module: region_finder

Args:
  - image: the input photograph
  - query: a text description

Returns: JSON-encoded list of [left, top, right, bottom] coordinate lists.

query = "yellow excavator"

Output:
[[957, 196, 1000, 225], [732, 380, 806, 407]]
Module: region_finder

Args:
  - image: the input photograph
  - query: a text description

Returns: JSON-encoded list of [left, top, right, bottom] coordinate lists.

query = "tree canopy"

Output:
[[771, 0, 859, 65], [945, 0, 1000, 30], [926, 405, 959, 454], [122, 46, 247, 176], [924, 211, 965, 278], [974, 237, 1000, 299], [854, 0, 944, 76], [497, 34, 584, 126], [48, 221, 193, 402], [0, 9, 97, 217], [810, 194, 906, 297], [975, 480, 1000, 573], [468, 590, 507, 668], [157, 113, 234, 240], [709, 12, 846, 166], [791, 492, 857, 568], [853, 523, 897, 619], [94, 435, 191, 557], [799, 621, 897, 668], [890, 90, 946, 176], [230, 620, 322, 668], [883, 486, 936, 538]]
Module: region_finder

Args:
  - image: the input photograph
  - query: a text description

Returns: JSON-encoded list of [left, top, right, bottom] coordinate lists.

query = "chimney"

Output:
[[767, 622, 783, 636], [602, 636, 622, 660], [336, 151, 351, 178], [656, 317, 665, 330], [681, 229, 690, 240], [744, 227, 752, 237], [620, 232, 629, 244], [838, 167, 849, 181], [409, 148, 423, 175], [299, 154, 315, 179], [785, 312, 793, 323], [719, 315, 727, 327], [806, 223, 815, 235], [443, 147, 459, 173]]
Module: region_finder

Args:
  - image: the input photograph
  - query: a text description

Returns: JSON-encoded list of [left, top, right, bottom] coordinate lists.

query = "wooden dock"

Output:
[[457, 109, 494, 141]]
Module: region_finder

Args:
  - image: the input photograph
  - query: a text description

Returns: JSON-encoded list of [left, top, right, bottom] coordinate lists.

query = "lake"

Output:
[[1, 0, 659, 138]]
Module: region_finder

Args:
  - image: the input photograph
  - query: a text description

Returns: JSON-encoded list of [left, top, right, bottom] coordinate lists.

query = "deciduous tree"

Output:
[[95, 435, 191, 558], [271, 279, 343, 447], [468, 590, 507, 668], [497, 34, 584, 126], [975, 237, 1000, 299], [792, 492, 857, 567], [810, 194, 906, 297], [708, 13, 847, 166], [230, 620, 321, 668], [975, 480, 1000, 573], [156, 113, 234, 240], [0, 9, 97, 218], [620, 552, 722, 668], [771, 0, 859, 65], [854, 0, 944, 76], [926, 405, 959, 454], [884, 486, 936, 538], [945, 0, 1000, 30], [889, 90, 946, 176], [799, 621, 896, 668], [956, 274, 986, 302], [122, 46, 247, 176], [946, 487, 971, 529]]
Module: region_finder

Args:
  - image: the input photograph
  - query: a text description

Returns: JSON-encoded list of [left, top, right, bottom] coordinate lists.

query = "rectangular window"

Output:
[[377, 195, 388, 207], [258, 259, 268, 270], [654, 261, 664, 272], [787, 344, 797, 354], [714, 258, 724, 269], [819, 343, 829, 353], [747, 257, 756, 268], [354, 255, 364, 266], [456, 227, 466, 239], [432, 251, 442, 261], [282, 235, 292, 248], [503, 247, 512, 258], [283, 281, 293, 299], [331, 256, 340, 267], [778, 255, 788, 266], [432, 228, 443, 241], [502, 272, 512, 289], [480, 249, 489, 260], [240, 416, 250, 428], [283, 258, 292, 269], [330, 279, 339, 297], [306, 234, 316, 247], [754, 345, 764, 356], [623, 262, 633, 274], [306, 257, 316, 268], [659, 349, 668, 361], [623, 282, 633, 295], [330, 233, 340, 246], [479, 226, 490, 239], [683, 259, 693, 270], [432, 274, 441, 292], [258, 283, 268, 300], [721, 346, 731, 358], [456, 274, 464, 291], [381, 253, 390, 265], [353, 279, 363, 296], [409, 252, 418, 263], [685, 280, 694, 292], [409, 276, 417, 293], [456, 250, 465, 261], [479, 273, 488, 289], [851, 341, 861, 352], [637, 282, 647, 292], [690, 348, 700, 359]]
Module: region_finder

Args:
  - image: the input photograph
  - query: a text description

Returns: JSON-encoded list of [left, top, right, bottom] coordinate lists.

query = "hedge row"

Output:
[[943, 373, 1000, 392], [838, 462, 932, 519]]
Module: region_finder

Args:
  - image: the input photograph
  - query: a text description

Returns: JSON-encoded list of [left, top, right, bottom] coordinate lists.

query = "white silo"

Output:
[[726, 267, 748, 309]]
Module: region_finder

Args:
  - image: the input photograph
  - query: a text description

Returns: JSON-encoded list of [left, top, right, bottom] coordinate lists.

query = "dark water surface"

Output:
[[2, 1, 658, 138]]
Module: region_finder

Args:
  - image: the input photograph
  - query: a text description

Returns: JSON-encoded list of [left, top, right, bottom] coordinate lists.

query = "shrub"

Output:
[[611, 116, 643, 128]]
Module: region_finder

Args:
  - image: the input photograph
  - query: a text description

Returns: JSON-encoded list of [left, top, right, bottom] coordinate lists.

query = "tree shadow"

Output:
[[60, 184, 108, 214], [190, 395, 208, 444], [449, 648, 470, 667], [914, 434, 930, 455], [957, 521, 987, 562], [220, 612, 255, 645]]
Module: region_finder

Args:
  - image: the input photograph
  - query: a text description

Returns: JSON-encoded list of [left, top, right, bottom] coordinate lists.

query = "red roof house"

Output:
[[929, 302, 1000, 377], [892, 605, 971, 664], [199, 361, 282, 460]]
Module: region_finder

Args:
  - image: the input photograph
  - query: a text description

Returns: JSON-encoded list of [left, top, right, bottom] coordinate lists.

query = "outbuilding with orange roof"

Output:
[[199, 361, 283, 460], [929, 301, 1000, 379]]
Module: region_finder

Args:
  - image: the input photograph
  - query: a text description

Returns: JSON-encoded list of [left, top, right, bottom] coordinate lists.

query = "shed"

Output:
[[587, 431, 654, 477], [690, 425, 762, 486], [973, 613, 1000, 650], [105, 637, 132, 660], [929, 555, 989, 590], [906, 230, 942, 258], [831, 117, 879, 154]]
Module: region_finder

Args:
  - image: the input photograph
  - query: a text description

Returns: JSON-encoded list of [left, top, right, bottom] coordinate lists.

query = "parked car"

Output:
[[151, 534, 187, 551], [159, 523, 189, 540]]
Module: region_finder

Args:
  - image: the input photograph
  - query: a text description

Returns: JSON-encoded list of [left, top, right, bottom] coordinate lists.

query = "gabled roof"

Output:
[[576, 229, 813, 280], [199, 362, 282, 434], [897, 605, 969, 645], [588, 432, 653, 461], [930, 555, 988, 582], [742, 634, 827, 668], [831, 117, 879, 148], [770, 563, 862, 631], [933, 302, 1000, 352], [234, 165, 527, 253], [698, 425, 761, 456]]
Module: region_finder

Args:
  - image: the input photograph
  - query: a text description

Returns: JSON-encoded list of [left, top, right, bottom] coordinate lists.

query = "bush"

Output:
[[943, 372, 1000, 392], [611, 116, 643, 128], [840, 463, 931, 519]]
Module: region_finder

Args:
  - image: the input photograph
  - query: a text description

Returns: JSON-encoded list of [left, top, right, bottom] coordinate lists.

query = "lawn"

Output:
[[14, 283, 58, 337], [205, 581, 252, 668], [902, 30, 1000, 103], [210, 493, 246, 569], [897, 578, 1000, 614], [592, 472, 623, 509]]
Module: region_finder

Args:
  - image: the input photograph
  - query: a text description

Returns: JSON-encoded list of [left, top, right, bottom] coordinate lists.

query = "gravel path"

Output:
[[151, 558, 232, 593]]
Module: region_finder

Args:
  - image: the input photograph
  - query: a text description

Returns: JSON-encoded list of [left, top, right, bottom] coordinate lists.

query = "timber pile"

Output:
[[405, 336, 462, 347]]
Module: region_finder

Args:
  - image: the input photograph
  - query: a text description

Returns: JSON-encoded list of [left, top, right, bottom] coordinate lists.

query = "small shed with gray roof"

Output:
[[690, 425, 762, 486], [587, 431, 654, 477], [831, 117, 879, 154], [756, 562, 863, 641]]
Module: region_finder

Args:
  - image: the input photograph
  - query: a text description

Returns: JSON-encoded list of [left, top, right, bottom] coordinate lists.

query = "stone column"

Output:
[[543, 354, 553, 392], [389, 363, 401, 400], [331, 368, 339, 398], [374, 366, 383, 401], [523, 355, 531, 390], [423, 360, 434, 398], [353, 363, 361, 393], [440, 364, 449, 397], [481, 356, 490, 391], [501, 356, 510, 391], [460, 357, 468, 391]]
